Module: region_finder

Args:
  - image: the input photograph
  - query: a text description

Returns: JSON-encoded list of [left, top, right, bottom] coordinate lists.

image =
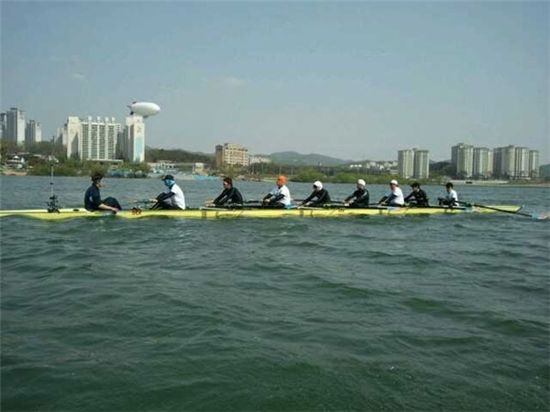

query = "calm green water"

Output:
[[1, 177, 549, 411]]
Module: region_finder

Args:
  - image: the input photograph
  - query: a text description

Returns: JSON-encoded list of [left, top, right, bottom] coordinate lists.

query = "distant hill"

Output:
[[145, 147, 213, 163], [268, 151, 351, 166]]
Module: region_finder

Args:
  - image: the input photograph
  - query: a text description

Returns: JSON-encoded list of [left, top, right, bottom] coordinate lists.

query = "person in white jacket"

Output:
[[151, 174, 186, 210], [262, 175, 291, 208], [378, 179, 404, 206], [438, 182, 459, 207]]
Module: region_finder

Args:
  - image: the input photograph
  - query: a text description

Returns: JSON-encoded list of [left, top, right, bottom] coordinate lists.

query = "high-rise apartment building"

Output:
[[215, 143, 249, 167], [529, 150, 539, 178], [451, 143, 474, 178], [5, 107, 26, 144], [413, 149, 429, 179], [64, 116, 81, 157], [398, 149, 414, 178], [0, 113, 7, 139], [397, 148, 429, 179], [472, 147, 492, 179], [25, 120, 42, 146], [514, 147, 530, 179], [121, 115, 145, 163], [493, 145, 516, 179], [64, 116, 121, 161]]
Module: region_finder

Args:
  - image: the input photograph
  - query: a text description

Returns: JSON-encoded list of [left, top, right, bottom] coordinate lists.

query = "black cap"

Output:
[[161, 174, 175, 180]]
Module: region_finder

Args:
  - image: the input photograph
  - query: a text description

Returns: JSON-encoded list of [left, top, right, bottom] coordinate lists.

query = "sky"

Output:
[[1, 0, 548, 162]]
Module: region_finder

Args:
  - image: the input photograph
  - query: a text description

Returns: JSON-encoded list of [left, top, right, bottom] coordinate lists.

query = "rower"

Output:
[[378, 179, 405, 206], [300, 181, 331, 207], [151, 174, 186, 210], [262, 175, 291, 208], [438, 182, 459, 207], [344, 179, 370, 208], [404, 182, 429, 207], [84, 173, 122, 212], [212, 177, 243, 207]]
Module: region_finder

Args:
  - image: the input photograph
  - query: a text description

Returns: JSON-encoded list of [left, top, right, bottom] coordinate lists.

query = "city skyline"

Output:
[[2, 1, 548, 162], [2, 104, 547, 166]]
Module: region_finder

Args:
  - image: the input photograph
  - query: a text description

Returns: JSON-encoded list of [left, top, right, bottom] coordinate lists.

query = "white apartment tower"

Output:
[[0, 113, 7, 139], [5, 107, 26, 144], [472, 147, 492, 179], [514, 147, 530, 179], [398, 149, 414, 178], [451, 143, 474, 178], [64, 116, 81, 158], [398, 148, 429, 179], [493, 145, 516, 179], [25, 120, 42, 146], [529, 150, 539, 178], [122, 115, 146, 163], [413, 149, 430, 179], [64, 116, 121, 161]]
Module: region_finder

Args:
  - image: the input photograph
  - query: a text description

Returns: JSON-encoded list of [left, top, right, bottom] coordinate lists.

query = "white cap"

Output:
[[357, 179, 366, 186], [390, 179, 398, 185], [313, 180, 323, 189]]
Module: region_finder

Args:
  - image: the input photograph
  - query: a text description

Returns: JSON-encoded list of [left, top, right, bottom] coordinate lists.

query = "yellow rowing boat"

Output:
[[0, 205, 523, 220]]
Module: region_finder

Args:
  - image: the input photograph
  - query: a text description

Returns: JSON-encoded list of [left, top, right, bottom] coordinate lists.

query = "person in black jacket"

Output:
[[84, 173, 121, 212], [344, 179, 370, 208], [300, 181, 331, 207], [213, 177, 243, 207], [404, 182, 429, 207]]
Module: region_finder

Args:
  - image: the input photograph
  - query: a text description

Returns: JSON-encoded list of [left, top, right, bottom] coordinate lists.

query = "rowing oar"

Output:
[[132, 199, 160, 210], [459, 201, 549, 220]]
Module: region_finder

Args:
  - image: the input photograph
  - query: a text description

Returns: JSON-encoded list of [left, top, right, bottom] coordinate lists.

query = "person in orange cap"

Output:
[[262, 175, 291, 208]]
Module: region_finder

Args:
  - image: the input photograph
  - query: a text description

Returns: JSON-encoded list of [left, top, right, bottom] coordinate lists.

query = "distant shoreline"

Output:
[[2, 172, 549, 188]]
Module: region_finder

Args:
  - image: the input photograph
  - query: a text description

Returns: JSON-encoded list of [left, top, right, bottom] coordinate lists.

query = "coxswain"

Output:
[[262, 175, 291, 208], [438, 182, 459, 207], [344, 179, 370, 208], [213, 177, 243, 207], [378, 179, 405, 206], [301, 181, 331, 207], [84, 173, 122, 212], [151, 174, 186, 210], [404, 182, 429, 207]]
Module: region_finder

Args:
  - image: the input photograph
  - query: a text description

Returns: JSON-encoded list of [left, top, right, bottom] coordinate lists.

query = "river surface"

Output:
[[1, 176, 549, 411]]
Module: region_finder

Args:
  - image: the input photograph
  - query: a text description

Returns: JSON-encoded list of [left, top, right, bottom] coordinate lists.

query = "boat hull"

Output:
[[0, 205, 523, 220]]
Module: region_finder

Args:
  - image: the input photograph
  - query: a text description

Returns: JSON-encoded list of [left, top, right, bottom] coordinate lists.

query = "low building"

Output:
[[215, 143, 249, 167], [249, 155, 271, 165]]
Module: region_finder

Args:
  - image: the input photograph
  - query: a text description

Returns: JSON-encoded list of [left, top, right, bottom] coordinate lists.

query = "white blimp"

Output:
[[128, 101, 161, 118]]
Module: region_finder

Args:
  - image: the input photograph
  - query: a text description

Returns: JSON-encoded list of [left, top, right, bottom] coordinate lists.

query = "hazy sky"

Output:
[[2, 0, 548, 162]]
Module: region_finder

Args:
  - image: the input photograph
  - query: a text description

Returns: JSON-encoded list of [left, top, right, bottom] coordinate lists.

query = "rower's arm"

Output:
[[98, 203, 119, 212], [270, 193, 285, 203], [213, 189, 228, 205], [302, 192, 315, 204], [157, 192, 175, 201], [356, 191, 369, 204]]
